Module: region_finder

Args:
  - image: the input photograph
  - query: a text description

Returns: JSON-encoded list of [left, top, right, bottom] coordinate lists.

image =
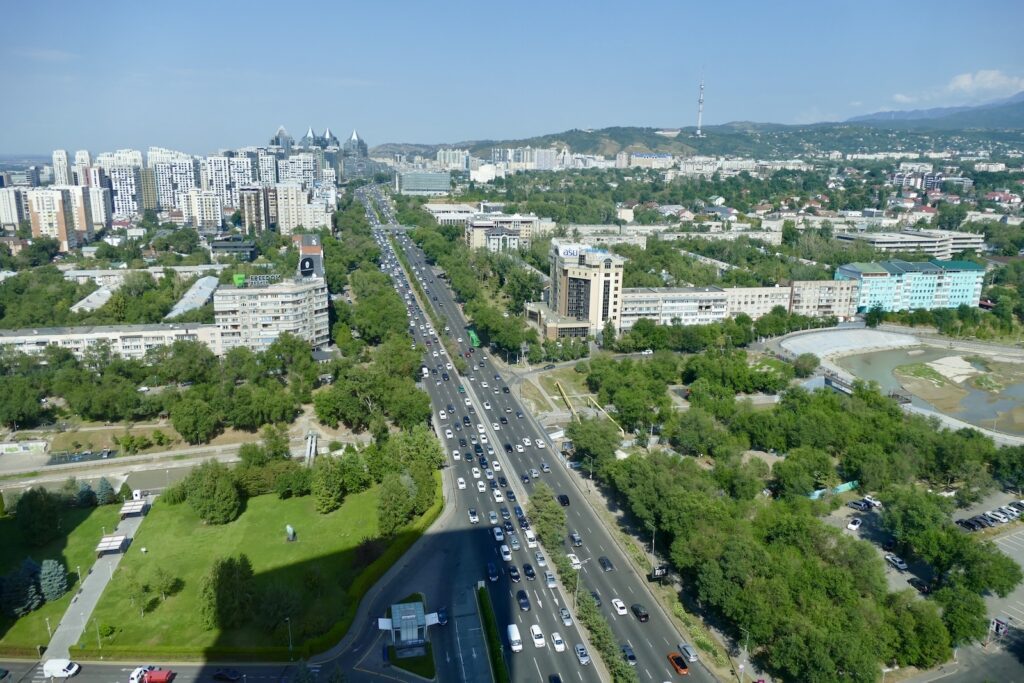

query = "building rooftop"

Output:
[[0, 322, 218, 337], [165, 276, 219, 319], [622, 286, 726, 295]]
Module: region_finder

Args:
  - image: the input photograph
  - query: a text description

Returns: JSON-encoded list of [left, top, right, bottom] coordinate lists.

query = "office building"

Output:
[[214, 277, 329, 353], [343, 130, 368, 158], [269, 125, 294, 153], [397, 171, 450, 196], [0, 323, 222, 360], [52, 150, 71, 186], [548, 240, 625, 334], [619, 287, 728, 331], [238, 185, 271, 235], [484, 227, 520, 252], [835, 259, 985, 312], [181, 189, 223, 230], [107, 165, 142, 217], [27, 188, 79, 251], [0, 188, 26, 228], [835, 229, 985, 261]]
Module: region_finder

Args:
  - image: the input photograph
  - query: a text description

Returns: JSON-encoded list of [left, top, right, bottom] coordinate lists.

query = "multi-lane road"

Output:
[[367, 187, 713, 682]]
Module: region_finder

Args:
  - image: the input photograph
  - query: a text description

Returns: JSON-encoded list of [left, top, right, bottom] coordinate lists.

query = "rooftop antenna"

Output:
[[695, 77, 706, 138]]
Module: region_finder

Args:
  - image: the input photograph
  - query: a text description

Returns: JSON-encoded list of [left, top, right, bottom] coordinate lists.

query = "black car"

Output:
[[436, 606, 449, 625], [523, 563, 536, 580], [463, 416, 471, 425], [519, 517, 531, 530], [478, 456, 488, 467], [516, 410, 524, 419], [487, 562, 499, 582], [599, 556, 614, 572], [494, 374, 501, 381], [908, 578, 931, 594], [442, 373, 449, 381], [501, 507, 511, 520], [847, 500, 869, 511], [213, 670, 243, 682], [503, 386, 510, 394], [490, 480, 499, 490], [590, 590, 602, 607], [498, 476, 508, 488], [506, 489, 517, 502], [631, 603, 649, 622], [622, 644, 637, 666], [500, 416, 508, 424], [447, 403, 455, 413], [459, 438, 467, 447], [504, 443, 513, 453], [508, 565, 521, 582], [557, 494, 570, 507], [520, 473, 531, 484], [514, 505, 524, 517], [544, 364, 556, 370], [570, 531, 583, 547], [504, 521, 515, 534], [474, 444, 483, 454]]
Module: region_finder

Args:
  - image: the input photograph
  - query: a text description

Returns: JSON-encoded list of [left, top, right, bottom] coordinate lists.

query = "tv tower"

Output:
[[695, 78, 705, 138]]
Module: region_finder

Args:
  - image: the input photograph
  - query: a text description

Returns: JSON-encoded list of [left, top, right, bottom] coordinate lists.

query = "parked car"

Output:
[[885, 554, 909, 571]]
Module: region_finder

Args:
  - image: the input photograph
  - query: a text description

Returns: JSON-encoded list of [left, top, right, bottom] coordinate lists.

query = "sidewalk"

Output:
[[45, 496, 151, 658]]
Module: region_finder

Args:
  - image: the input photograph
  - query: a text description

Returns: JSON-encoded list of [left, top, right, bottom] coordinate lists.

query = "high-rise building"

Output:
[[436, 148, 469, 171], [203, 156, 232, 209], [153, 159, 200, 209], [88, 186, 112, 230], [73, 150, 92, 185], [343, 130, 368, 158], [181, 189, 223, 230], [228, 156, 256, 204], [55, 185, 95, 241], [257, 149, 279, 184], [548, 240, 624, 334], [238, 186, 271, 235], [214, 276, 329, 353], [277, 154, 319, 188], [274, 183, 330, 234], [140, 167, 158, 211], [396, 171, 450, 196], [52, 150, 71, 186], [269, 125, 295, 153], [107, 166, 142, 217], [95, 149, 144, 169], [27, 188, 79, 251], [0, 188, 26, 228]]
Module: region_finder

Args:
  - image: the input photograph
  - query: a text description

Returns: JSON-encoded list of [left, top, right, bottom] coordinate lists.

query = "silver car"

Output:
[[574, 643, 591, 665], [679, 642, 698, 662], [560, 607, 573, 626]]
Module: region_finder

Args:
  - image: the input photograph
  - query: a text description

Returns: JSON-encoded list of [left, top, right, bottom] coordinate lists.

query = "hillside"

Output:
[[847, 91, 1024, 128]]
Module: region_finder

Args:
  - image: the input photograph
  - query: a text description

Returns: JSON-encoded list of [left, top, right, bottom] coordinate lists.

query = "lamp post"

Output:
[[94, 618, 101, 649], [739, 626, 751, 683], [572, 558, 591, 607], [648, 521, 657, 558], [77, 565, 82, 585], [45, 617, 52, 639], [285, 617, 293, 653]]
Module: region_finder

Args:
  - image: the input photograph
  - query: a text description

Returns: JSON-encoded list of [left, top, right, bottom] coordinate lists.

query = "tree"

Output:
[[188, 461, 243, 524], [75, 481, 97, 507], [2, 560, 43, 616], [527, 482, 567, 546], [377, 473, 413, 536], [39, 559, 68, 603], [96, 477, 117, 505], [15, 487, 62, 546], [150, 566, 178, 602], [933, 583, 988, 645], [199, 554, 255, 629], [566, 418, 622, 475], [792, 352, 820, 378], [0, 375, 44, 428], [171, 397, 221, 444], [339, 450, 371, 493], [255, 582, 300, 633], [865, 304, 885, 328], [311, 455, 346, 514]]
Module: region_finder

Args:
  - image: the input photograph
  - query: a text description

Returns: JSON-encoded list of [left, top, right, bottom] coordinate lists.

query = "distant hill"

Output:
[[847, 91, 1024, 128]]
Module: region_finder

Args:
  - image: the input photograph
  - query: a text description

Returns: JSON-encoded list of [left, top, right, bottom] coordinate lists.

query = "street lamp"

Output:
[[94, 618, 101, 649], [77, 565, 82, 585], [648, 521, 657, 558], [739, 626, 751, 683], [45, 616, 52, 639], [285, 617, 293, 653], [572, 558, 592, 607]]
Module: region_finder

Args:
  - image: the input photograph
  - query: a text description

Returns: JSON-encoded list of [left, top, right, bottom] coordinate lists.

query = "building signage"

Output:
[[559, 245, 581, 258]]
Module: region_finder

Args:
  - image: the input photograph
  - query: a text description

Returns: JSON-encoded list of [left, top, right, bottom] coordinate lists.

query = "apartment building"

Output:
[[153, 158, 200, 209], [238, 185, 272, 235], [0, 188, 26, 228], [181, 189, 223, 230], [835, 230, 985, 260], [619, 287, 728, 331], [27, 188, 79, 251], [0, 324, 222, 360], [214, 277, 329, 353], [724, 286, 793, 320], [835, 259, 984, 312], [107, 165, 142, 217], [52, 150, 71, 186]]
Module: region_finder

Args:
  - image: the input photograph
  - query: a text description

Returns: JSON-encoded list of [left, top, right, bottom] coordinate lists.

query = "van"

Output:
[[43, 660, 80, 678], [508, 624, 523, 652], [524, 529, 537, 549]]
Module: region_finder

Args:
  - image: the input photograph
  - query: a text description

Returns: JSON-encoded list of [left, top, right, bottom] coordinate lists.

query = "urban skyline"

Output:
[[1, 0, 1022, 154]]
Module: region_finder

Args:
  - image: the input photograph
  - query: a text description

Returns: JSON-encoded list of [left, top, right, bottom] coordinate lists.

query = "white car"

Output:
[[481, 381, 489, 389], [492, 422, 500, 431], [457, 337, 463, 343], [444, 429, 453, 439], [567, 553, 582, 570], [468, 508, 479, 523], [612, 598, 627, 615], [464, 398, 472, 406], [536, 439, 546, 449], [472, 467, 481, 479], [483, 401, 492, 410], [439, 410, 447, 420], [489, 510, 498, 525], [847, 518, 862, 531], [452, 449, 460, 460], [493, 527, 505, 542], [492, 460, 501, 471], [457, 478, 466, 490], [480, 434, 489, 444], [885, 554, 908, 571], [535, 551, 547, 567], [485, 469, 494, 480], [516, 444, 525, 453], [500, 544, 512, 561], [43, 660, 81, 679], [477, 481, 486, 493], [477, 424, 485, 434], [523, 437, 532, 447], [551, 632, 566, 652], [530, 624, 545, 648], [446, 362, 452, 370], [432, 351, 438, 358]]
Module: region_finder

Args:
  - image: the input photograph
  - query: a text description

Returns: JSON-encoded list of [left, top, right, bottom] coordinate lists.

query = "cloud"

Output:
[[892, 93, 915, 104], [12, 48, 79, 63], [946, 69, 1024, 96]]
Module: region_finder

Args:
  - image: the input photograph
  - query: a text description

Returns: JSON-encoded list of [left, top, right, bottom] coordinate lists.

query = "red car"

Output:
[[668, 652, 689, 675]]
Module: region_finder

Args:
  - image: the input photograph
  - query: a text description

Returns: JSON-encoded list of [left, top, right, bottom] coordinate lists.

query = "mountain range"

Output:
[[372, 92, 1024, 160]]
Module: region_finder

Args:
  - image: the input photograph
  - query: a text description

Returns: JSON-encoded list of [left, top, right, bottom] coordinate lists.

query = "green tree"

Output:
[[187, 461, 243, 524], [0, 375, 44, 428], [527, 482, 567, 546], [38, 559, 68, 603], [198, 554, 255, 629], [311, 455, 346, 514], [96, 477, 117, 505], [791, 352, 820, 378], [865, 304, 885, 328], [171, 397, 221, 444], [15, 487, 62, 546], [566, 418, 622, 475], [377, 473, 413, 536], [151, 566, 177, 601], [933, 583, 988, 645]]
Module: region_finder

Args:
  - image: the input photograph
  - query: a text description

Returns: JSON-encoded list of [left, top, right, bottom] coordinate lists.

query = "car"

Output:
[[520, 473, 531, 484], [489, 510, 498, 525], [477, 424, 485, 434], [436, 607, 449, 626], [483, 401, 491, 410], [523, 437, 532, 447], [622, 644, 637, 666], [551, 632, 566, 652], [444, 429, 453, 439], [452, 449, 460, 459], [503, 520, 514, 534], [668, 652, 689, 675], [544, 364, 556, 370], [530, 624, 545, 647], [500, 544, 512, 561], [530, 468, 540, 479], [500, 416, 508, 424], [1001, 505, 1021, 519], [631, 603, 650, 622], [493, 527, 504, 542], [485, 468, 494, 480], [523, 563, 536, 580], [558, 494, 570, 507], [537, 439, 546, 449], [847, 518, 863, 531], [575, 643, 591, 665], [504, 443, 513, 453], [885, 554, 909, 571], [509, 565, 521, 582], [540, 462, 551, 473], [508, 533, 521, 551], [442, 373, 449, 381], [612, 598, 627, 615], [439, 410, 447, 420], [459, 437, 467, 447], [847, 500, 869, 512], [517, 590, 531, 611], [464, 397, 472, 406], [500, 507, 511, 520], [491, 422, 500, 431], [908, 577, 931, 594], [863, 495, 883, 509], [487, 562, 499, 582], [457, 478, 466, 490], [535, 551, 547, 567], [599, 556, 614, 572], [477, 481, 486, 493], [590, 590, 602, 607], [506, 489, 517, 501], [213, 669, 243, 682], [679, 643, 698, 662], [569, 531, 583, 547], [516, 444, 525, 453], [492, 460, 501, 471], [472, 467, 481, 479], [468, 508, 479, 523], [503, 386, 510, 394]]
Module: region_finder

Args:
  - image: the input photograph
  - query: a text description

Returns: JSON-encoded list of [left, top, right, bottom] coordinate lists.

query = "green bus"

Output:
[[467, 329, 481, 348]]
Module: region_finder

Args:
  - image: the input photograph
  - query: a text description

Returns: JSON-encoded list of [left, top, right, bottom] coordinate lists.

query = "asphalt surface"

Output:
[[372, 186, 712, 682]]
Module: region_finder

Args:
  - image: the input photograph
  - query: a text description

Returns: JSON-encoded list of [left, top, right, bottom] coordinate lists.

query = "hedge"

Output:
[[476, 586, 510, 683]]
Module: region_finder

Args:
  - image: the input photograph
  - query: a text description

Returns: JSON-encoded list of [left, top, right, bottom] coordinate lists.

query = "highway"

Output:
[[369, 185, 712, 682]]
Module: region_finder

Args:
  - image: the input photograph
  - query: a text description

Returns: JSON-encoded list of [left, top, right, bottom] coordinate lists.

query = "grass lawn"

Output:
[[86, 487, 384, 653], [389, 643, 436, 678], [519, 381, 552, 413], [0, 505, 122, 655], [50, 426, 182, 454]]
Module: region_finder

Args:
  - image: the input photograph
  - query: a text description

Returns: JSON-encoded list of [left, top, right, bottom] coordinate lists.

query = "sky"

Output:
[[1, 0, 1023, 155]]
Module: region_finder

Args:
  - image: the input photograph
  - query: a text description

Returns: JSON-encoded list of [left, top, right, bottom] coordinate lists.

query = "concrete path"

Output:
[[44, 497, 151, 659]]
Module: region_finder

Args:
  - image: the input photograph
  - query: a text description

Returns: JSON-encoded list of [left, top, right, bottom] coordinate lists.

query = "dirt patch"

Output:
[[896, 374, 968, 413], [742, 449, 782, 468]]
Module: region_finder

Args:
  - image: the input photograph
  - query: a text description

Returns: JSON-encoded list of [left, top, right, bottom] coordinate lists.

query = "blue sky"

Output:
[[1, 0, 1022, 154]]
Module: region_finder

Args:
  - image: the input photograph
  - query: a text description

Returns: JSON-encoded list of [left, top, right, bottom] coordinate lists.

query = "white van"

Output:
[[508, 624, 523, 652], [43, 660, 80, 678], [493, 489, 504, 503], [525, 529, 538, 549]]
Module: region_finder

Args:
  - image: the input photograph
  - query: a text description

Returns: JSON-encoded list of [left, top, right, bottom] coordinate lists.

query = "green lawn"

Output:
[[86, 487, 384, 654], [0, 505, 122, 655]]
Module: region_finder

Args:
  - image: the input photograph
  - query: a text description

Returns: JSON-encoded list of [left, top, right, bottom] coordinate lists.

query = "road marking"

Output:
[[533, 657, 543, 680]]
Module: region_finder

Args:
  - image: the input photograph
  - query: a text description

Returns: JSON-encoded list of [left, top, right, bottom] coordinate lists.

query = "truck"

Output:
[[129, 667, 174, 683]]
